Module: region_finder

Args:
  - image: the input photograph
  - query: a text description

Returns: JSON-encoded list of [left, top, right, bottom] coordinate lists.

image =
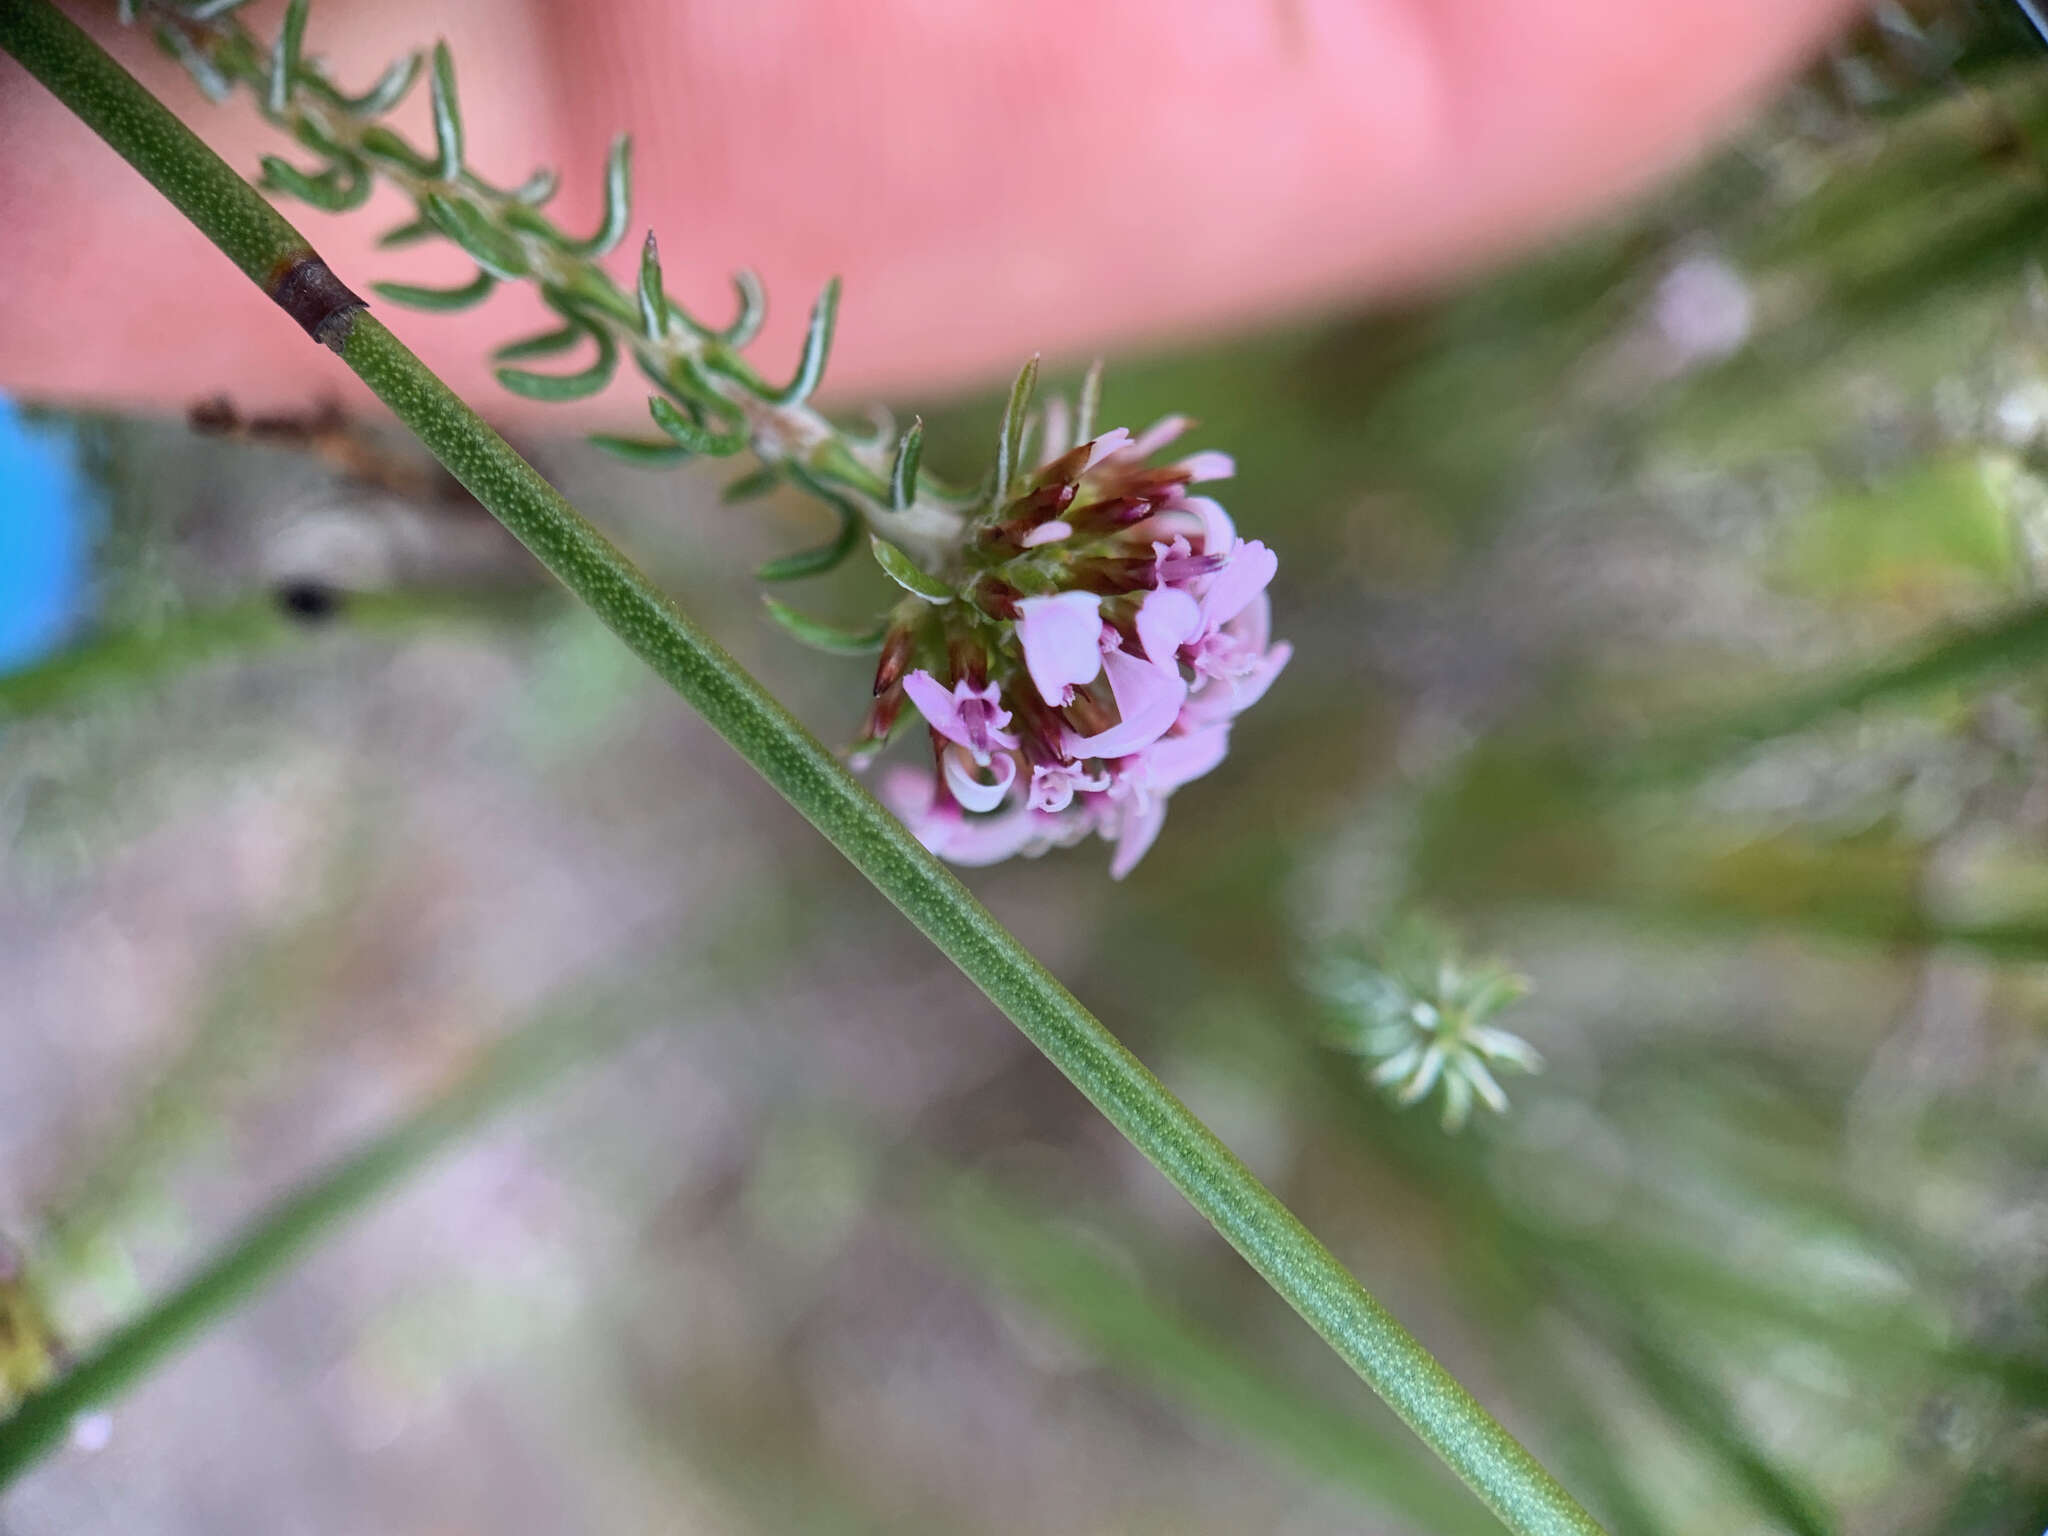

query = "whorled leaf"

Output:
[[721, 465, 782, 504], [427, 39, 462, 181], [722, 268, 766, 347], [497, 322, 618, 401], [287, 113, 353, 163], [588, 434, 694, 468], [265, 0, 306, 116], [890, 417, 924, 513], [1073, 358, 1103, 448], [357, 123, 439, 178], [637, 229, 667, 342], [759, 596, 889, 655], [259, 151, 368, 213], [564, 134, 631, 258], [152, 23, 229, 101], [869, 533, 953, 603], [508, 166, 557, 206], [376, 215, 437, 248], [493, 325, 582, 362], [371, 268, 496, 311], [423, 191, 528, 280], [757, 466, 865, 582], [330, 49, 419, 116], [648, 394, 746, 457], [770, 276, 839, 407], [994, 353, 1040, 500]]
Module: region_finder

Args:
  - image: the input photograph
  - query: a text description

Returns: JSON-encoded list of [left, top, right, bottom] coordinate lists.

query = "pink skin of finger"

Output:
[[0, 0, 1855, 418]]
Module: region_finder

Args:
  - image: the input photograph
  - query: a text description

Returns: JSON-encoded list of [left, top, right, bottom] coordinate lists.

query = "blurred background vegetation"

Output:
[[5, 1, 2048, 1530]]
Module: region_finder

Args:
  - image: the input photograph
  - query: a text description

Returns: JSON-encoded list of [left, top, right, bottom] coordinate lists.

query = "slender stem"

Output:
[[0, 999, 619, 1485], [0, 2, 311, 288], [0, 6, 1602, 1530]]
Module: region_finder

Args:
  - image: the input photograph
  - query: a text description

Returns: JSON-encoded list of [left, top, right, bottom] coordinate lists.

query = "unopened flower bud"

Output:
[[969, 575, 1024, 621], [862, 682, 906, 743], [873, 624, 915, 696], [979, 482, 1078, 550], [947, 636, 990, 689], [1065, 495, 1158, 537]]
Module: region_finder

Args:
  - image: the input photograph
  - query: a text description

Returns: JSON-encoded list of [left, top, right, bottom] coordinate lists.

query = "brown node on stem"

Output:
[[265, 250, 367, 352]]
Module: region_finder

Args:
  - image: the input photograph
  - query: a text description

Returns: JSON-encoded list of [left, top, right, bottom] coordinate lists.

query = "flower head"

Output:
[[848, 365, 1288, 878]]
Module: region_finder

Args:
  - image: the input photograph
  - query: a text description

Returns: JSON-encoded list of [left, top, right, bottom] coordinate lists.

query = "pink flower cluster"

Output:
[[877, 417, 1289, 878]]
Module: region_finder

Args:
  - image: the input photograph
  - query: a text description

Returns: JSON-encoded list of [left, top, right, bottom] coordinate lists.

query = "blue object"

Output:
[[0, 397, 92, 674], [2016, 0, 2048, 46]]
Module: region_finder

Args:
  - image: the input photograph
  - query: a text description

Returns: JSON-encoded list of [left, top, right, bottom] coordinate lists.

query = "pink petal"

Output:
[[1199, 539, 1278, 630], [1141, 723, 1232, 794], [1017, 591, 1105, 706], [1125, 510, 1206, 548], [1108, 797, 1169, 880], [886, 763, 1085, 867], [1149, 534, 1209, 589], [1184, 640, 1291, 725], [946, 805, 1070, 866], [902, 669, 969, 750], [1230, 640, 1290, 714], [1020, 519, 1074, 548], [1183, 495, 1236, 553], [1029, 760, 1110, 813], [1065, 646, 1186, 760], [880, 764, 956, 853], [1039, 397, 1071, 463], [1136, 587, 1202, 670], [943, 744, 1016, 813], [1081, 426, 1132, 471], [1028, 764, 1072, 814], [1177, 451, 1235, 483], [1230, 589, 1271, 654], [1126, 415, 1191, 460], [945, 815, 1040, 865], [953, 686, 1017, 762]]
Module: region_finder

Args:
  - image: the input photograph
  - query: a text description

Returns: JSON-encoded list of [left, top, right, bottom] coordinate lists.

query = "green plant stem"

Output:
[[0, 6, 1602, 1530], [0, 1001, 616, 1485]]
